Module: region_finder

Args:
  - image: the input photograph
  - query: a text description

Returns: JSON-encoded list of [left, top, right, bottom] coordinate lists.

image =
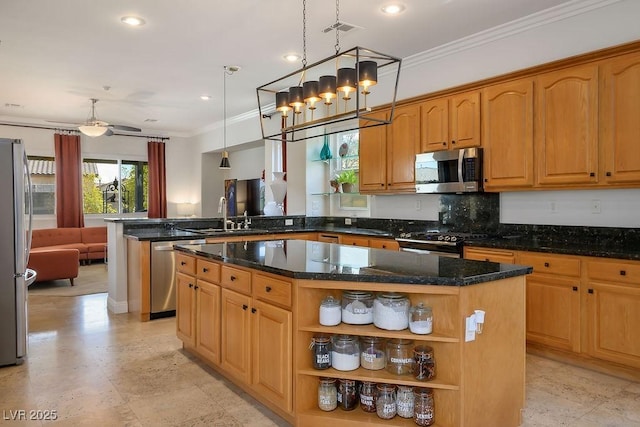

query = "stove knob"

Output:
[[437, 235, 444, 241], [444, 235, 451, 241], [451, 236, 458, 242]]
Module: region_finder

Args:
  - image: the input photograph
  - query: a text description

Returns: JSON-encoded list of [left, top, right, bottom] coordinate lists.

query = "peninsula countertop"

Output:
[[174, 239, 532, 286]]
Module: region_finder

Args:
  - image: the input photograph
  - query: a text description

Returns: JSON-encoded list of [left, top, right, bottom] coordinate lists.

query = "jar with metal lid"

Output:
[[375, 383, 397, 419], [414, 345, 436, 381], [341, 290, 374, 324], [337, 379, 358, 411], [359, 381, 377, 413], [309, 335, 331, 370], [330, 335, 360, 371], [319, 296, 341, 326], [317, 377, 337, 411], [373, 292, 410, 330], [385, 338, 414, 375], [413, 387, 435, 426], [360, 336, 385, 370], [396, 385, 415, 418], [409, 303, 433, 335]]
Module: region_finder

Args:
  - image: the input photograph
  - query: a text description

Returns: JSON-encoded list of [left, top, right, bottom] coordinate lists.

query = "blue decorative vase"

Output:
[[320, 135, 332, 160]]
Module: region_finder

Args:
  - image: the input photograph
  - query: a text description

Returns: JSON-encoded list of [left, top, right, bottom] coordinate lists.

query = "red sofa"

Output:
[[28, 249, 79, 286]]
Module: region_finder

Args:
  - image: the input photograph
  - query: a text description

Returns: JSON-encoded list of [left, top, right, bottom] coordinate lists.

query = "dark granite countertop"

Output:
[[174, 240, 531, 286]]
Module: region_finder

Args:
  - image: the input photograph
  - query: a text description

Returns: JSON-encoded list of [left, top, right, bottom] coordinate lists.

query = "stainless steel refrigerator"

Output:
[[0, 138, 37, 367]]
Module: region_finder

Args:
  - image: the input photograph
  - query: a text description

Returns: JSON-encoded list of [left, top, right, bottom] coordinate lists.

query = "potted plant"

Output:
[[336, 169, 357, 193]]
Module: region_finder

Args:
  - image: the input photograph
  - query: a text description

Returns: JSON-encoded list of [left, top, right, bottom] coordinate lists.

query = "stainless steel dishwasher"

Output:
[[150, 240, 205, 319]]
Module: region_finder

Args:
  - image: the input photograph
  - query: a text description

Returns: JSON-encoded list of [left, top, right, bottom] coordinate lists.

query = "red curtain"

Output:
[[147, 139, 167, 218], [54, 133, 85, 228]]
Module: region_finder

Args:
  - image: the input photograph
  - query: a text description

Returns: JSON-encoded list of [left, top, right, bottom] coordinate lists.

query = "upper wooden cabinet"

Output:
[[420, 90, 481, 152], [535, 64, 599, 186], [600, 51, 640, 184], [359, 104, 419, 193], [482, 79, 534, 190]]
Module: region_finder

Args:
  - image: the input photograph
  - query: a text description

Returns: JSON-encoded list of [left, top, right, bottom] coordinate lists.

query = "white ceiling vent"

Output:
[[322, 21, 363, 33]]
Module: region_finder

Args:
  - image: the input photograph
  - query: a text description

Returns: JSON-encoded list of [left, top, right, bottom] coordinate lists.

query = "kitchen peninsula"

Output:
[[174, 239, 531, 426]]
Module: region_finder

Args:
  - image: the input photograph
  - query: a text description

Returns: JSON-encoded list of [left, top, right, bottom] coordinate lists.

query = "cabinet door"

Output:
[[196, 279, 221, 365], [176, 272, 196, 346], [526, 274, 581, 352], [251, 300, 293, 413], [535, 65, 598, 185], [586, 281, 640, 369], [359, 111, 388, 192], [464, 247, 516, 264], [450, 90, 481, 149], [220, 288, 252, 383], [387, 104, 420, 191], [420, 98, 449, 152], [600, 51, 640, 184], [482, 79, 534, 190]]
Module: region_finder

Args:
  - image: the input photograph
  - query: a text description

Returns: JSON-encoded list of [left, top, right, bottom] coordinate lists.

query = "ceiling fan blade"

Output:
[[46, 120, 82, 125], [109, 124, 142, 132]]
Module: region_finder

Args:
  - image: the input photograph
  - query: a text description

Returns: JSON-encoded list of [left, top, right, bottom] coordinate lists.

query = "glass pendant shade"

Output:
[[276, 91, 291, 115], [303, 80, 321, 108], [318, 75, 337, 104], [337, 67, 357, 96], [219, 151, 231, 169], [78, 124, 108, 137], [358, 60, 378, 92], [288, 86, 305, 113]]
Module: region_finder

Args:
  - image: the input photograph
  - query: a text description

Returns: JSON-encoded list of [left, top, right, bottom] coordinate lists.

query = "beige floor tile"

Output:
[[126, 385, 218, 426]]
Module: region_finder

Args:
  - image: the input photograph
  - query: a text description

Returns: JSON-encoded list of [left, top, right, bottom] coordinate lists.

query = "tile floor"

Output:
[[1, 291, 639, 426]]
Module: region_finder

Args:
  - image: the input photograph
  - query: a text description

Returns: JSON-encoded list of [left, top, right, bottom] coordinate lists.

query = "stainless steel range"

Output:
[[395, 231, 487, 258]]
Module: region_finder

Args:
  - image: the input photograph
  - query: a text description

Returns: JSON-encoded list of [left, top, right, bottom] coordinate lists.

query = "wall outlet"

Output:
[[345, 218, 352, 225], [591, 199, 601, 214], [550, 201, 558, 213], [415, 200, 421, 211], [284, 219, 293, 226]]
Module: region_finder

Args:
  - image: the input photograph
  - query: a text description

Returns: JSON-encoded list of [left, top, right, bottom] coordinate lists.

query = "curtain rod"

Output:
[[0, 122, 170, 141]]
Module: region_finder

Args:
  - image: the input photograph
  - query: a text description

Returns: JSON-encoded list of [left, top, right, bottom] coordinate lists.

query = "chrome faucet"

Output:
[[218, 196, 229, 231], [243, 210, 252, 230]]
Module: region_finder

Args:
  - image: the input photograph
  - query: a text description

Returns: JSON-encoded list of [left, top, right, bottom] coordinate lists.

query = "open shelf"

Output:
[[298, 368, 459, 391], [299, 324, 460, 343]]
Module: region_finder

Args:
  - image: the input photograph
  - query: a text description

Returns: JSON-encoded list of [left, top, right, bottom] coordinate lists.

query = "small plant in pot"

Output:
[[336, 169, 357, 193]]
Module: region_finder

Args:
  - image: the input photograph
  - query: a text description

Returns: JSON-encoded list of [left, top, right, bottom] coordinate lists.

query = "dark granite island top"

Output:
[[174, 239, 532, 286]]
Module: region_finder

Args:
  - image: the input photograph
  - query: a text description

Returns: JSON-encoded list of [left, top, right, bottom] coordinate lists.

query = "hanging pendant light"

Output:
[[288, 86, 305, 114], [337, 67, 357, 101], [220, 65, 240, 169], [276, 91, 291, 117], [319, 75, 337, 105], [358, 60, 378, 109]]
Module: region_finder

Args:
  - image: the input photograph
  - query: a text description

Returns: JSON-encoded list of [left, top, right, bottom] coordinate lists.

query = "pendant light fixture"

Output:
[[257, 0, 401, 143], [220, 65, 240, 169]]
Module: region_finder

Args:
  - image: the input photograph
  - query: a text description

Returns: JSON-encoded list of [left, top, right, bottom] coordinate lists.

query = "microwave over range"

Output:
[[415, 147, 483, 194]]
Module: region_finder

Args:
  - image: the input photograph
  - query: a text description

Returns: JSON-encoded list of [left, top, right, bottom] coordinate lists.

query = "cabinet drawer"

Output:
[[369, 238, 400, 251], [517, 252, 580, 277], [220, 265, 251, 294], [465, 247, 516, 264], [253, 273, 292, 308], [197, 259, 221, 283], [587, 259, 640, 284], [176, 253, 196, 275], [340, 235, 369, 247]]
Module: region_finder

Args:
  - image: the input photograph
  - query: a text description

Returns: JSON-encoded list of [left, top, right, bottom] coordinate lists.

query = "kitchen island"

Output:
[[174, 239, 531, 427]]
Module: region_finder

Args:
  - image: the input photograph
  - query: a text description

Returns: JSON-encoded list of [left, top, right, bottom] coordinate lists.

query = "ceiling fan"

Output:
[[51, 98, 142, 137]]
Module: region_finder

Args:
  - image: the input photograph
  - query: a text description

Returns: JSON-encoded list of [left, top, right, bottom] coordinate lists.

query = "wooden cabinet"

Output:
[[464, 247, 516, 263], [535, 64, 599, 186], [585, 259, 640, 369], [368, 238, 399, 251], [481, 79, 534, 190], [220, 287, 252, 383], [339, 235, 370, 247], [359, 105, 419, 193], [420, 91, 481, 152], [195, 279, 221, 364], [600, 51, 640, 184], [176, 272, 196, 346]]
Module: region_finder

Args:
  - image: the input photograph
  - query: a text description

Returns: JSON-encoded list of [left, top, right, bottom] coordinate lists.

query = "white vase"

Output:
[[269, 172, 287, 216]]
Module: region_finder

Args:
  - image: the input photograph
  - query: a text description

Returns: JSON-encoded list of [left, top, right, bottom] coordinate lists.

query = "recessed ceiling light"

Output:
[[200, 95, 211, 101], [283, 53, 301, 63], [144, 118, 158, 123], [121, 16, 146, 26], [381, 4, 406, 15]]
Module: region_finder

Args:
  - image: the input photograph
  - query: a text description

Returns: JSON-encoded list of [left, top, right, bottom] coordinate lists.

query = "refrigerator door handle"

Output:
[[25, 268, 37, 287], [23, 149, 33, 264]]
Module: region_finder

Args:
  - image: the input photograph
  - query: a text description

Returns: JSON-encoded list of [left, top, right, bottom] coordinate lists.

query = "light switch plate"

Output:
[[465, 316, 476, 342], [284, 219, 293, 226], [345, 218, 352, 225]]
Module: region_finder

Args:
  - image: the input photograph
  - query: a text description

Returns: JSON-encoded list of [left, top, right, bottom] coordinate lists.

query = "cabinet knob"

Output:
[[230, 275, 236, 281], [606, 171, 612, 177], [590, 172, 595, 177], [180, 261, 186, 266], [242, 304, 248, 310], [442, 142, 447, 146], [572, 286, 578, 291], [265, 286, 272, 292], [382, 245, 387, 249], [251, 308, 257, 314], [380, 183, 384, 187], [202, 267, 209, 273], [620, 270, 627, 276], [194, 286, 199, 290], [544, 262, 550, 267], [188, 283, 193, 288], [451, 140, 456, 145], [484, 178, 488, 182], [588, 289, 594, 294]]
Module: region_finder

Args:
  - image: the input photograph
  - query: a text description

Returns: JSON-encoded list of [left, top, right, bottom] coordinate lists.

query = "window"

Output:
[[83, 159, 148, 214], [27, 156, 55, 215], [334, 130, 368, 210]]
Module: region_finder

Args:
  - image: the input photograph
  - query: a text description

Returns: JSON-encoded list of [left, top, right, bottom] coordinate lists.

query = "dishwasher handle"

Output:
[[153, 239, 206, 251]]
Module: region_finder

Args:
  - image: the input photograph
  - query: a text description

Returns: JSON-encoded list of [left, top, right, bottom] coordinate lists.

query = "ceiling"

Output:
[[0, 0, 573, 136]]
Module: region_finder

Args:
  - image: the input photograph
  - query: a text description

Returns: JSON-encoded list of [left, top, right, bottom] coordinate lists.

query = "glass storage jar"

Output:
[[341, 290, 374, 324], [359, 381, 377, 413], [319, 295, 341, 326], [409, 303, 433, 335], [414, 345, 436, 381], [385, 338, 414, 375], [375, 383, 397, 419], [360, 336, 386, 370], [396, 385, 415, 418], [337, 379, 358, 411], [373, 292, 410, 330], [413, 387, 435, 426], [317, 377, 337, 411], [309, 335, 331, 370], [331, 335, 360, 371]]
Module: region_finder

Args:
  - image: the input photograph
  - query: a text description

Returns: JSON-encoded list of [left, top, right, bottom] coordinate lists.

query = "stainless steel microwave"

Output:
[[415, 147, 483, 193]]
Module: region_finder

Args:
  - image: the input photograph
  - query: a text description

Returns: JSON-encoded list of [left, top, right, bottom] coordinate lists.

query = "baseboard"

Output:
[[107, 297, 128, 314]]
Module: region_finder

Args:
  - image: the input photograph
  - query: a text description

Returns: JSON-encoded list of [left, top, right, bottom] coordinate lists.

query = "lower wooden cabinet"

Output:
[[195, 279, 221, 364], [463, 247, 515, 263], [176, 272, 196, 346], [220, 288, 252, 383]]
